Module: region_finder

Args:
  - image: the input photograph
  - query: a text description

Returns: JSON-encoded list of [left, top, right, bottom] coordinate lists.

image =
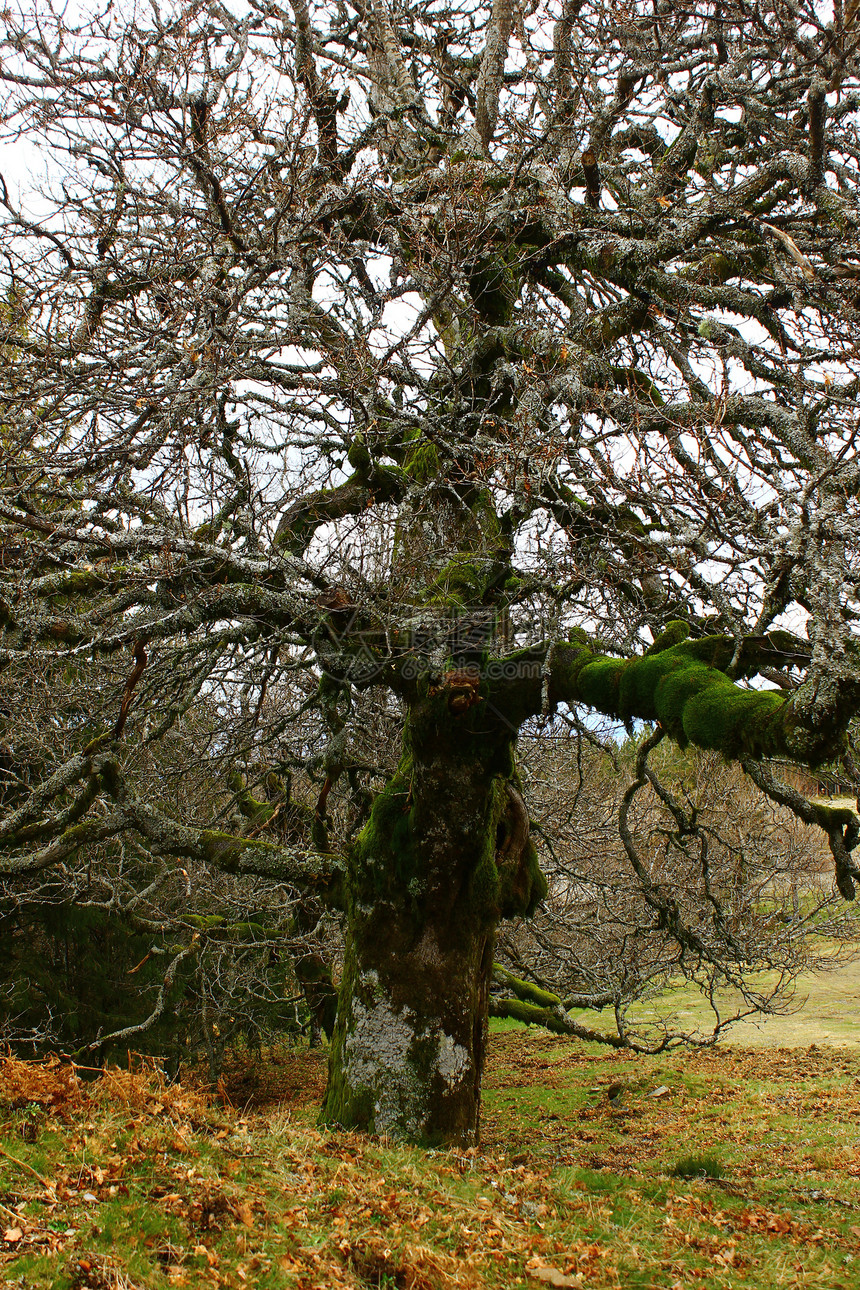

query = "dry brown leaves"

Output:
[[3, 1036, 858, 1289], [0, 1053, 86, 1116], [67, 1253, 147, 1289], [0, 1053, 211, 1125], [483, 1033, 860, 1175], [214, 1042, 329, 1110]]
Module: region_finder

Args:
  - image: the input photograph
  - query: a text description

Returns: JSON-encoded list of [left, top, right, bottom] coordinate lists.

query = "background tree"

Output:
[[495, 725, 859, 1044], [0, 668, 337, 1078], [2, 0, 860, 1145]]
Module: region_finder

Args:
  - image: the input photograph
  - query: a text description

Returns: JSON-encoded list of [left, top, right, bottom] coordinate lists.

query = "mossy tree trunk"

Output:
[[320, 685, 545, 1145]]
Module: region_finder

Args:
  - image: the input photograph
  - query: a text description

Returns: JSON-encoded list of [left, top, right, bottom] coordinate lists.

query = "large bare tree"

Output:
[[2, 0, 860, 1144]]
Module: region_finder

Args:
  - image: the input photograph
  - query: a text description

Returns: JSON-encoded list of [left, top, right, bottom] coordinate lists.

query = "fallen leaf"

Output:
[[527, 1265, 580, 1287], [3, 1227, 23, 1244], [714, 1245, 738, 1267]]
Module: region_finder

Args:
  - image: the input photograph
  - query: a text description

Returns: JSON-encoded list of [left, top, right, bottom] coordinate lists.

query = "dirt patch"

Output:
[[216, 1043, 329, 1111]]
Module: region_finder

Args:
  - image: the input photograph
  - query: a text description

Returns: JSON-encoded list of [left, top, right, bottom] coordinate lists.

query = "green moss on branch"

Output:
[[542, 631, 851, 765], [492, 964, 563, 1010], [488, 997, 627, 1045]]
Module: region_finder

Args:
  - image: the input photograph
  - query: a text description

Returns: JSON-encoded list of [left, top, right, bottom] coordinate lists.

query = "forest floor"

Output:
[[1, 961, 860, 1289]]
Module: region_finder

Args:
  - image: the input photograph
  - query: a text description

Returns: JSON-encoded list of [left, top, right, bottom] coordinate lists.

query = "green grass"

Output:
[[1, 1035, 859, 1288], [559, 950, 860, 1048], [670, 1154, 726, 1180]]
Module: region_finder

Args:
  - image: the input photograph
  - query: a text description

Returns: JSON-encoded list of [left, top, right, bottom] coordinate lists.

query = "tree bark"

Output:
[[320, 689, 545, 1145]]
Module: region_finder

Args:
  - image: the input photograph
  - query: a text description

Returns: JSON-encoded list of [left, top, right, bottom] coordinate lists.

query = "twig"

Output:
[[114, 639, 148, 738]]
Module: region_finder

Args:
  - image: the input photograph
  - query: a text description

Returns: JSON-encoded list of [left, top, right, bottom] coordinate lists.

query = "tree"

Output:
[[1, 0, 860, 1145], [0, 669, 336, 1076], [494, 729, 859, 1044]]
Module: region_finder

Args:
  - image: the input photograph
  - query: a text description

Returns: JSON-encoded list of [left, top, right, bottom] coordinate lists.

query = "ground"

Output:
[[1, 961, 860, 1288], [632, 952, 860, 1049]]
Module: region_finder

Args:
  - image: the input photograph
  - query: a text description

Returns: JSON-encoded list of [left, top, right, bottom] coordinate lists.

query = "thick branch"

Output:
[[473, 0, 513, 150], [104, 768, 344, 899], [274, 462, 405, 553], [494, 626, 856, 767]]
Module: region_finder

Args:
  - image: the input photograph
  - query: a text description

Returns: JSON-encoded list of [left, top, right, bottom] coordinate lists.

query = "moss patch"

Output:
[[549, 635, 840, 762]]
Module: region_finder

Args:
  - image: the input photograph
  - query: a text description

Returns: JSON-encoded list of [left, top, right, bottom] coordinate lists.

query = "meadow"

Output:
[[1, 963, 859, 1289]]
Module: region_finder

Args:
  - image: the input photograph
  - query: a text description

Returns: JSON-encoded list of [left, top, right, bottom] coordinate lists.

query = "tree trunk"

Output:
[[320, 685, 546, 1145], [322, 889, 496, 1145]]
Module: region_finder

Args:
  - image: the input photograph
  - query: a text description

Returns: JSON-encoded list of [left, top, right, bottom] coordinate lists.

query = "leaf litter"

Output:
[[0, 1036, 858, 1287]]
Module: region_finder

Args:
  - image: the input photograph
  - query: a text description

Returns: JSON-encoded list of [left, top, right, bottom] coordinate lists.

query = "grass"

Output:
[[0, 1032, 859, 1289], [669, 1155, 726, 1181], [562, 951, 860, 1049]]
